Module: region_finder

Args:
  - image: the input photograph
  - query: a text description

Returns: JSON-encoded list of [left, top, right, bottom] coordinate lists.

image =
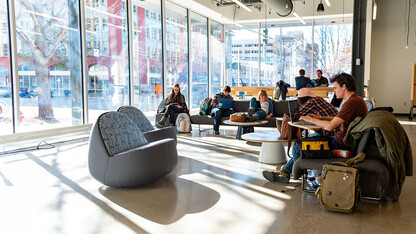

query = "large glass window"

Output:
[[209, 20, 224, 97], [165, 2, 188, 103], [85, 0, 129, 123], [0, 0, 12, 135], [132, 0, 163, 114], [225, 24, 259, 87], [14, 0, 83, 131], [190, 12, 208, 109], [313, 21, 353, 79], [259, 23, 313, 87]]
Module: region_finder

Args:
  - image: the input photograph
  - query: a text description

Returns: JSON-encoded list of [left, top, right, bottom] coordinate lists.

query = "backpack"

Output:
[[199, 97, 212, 115], [175, 113, 192, 133], [315, 152, 366, 213]]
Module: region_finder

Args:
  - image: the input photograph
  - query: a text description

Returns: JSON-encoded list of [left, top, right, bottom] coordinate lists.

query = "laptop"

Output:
[[287, 101, 312, 125]]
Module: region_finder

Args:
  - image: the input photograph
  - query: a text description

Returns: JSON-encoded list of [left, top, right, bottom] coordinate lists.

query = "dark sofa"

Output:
[[155, 99, 297, 129]]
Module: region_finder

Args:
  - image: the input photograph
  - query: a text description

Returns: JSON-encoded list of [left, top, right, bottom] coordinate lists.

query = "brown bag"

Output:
[[276, 113, 301, 156], [230, 112, 246, 122], [276, 113, 301, 139]]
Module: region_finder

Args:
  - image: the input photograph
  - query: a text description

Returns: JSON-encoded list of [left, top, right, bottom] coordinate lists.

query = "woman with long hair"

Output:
[[157, 83, 188, 126], [246, 90, 273, 121]]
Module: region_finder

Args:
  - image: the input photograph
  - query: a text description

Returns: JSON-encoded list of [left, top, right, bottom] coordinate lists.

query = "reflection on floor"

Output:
[[0, 117, 416, 233]]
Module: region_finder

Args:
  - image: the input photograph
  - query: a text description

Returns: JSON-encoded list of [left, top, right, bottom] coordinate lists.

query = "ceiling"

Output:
[[169, 0, 354, 25]]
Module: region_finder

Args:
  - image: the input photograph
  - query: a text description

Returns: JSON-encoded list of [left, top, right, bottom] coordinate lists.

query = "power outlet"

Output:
[[404, 102, 407, 106]]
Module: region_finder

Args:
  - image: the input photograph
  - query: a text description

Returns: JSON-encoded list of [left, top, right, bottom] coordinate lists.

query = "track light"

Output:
[[325, 0, 331, 7], [232, 0, 252, 12], [317, 0, 325, 12], [293, 12, 306, 24], [373, 1, 377, 20]]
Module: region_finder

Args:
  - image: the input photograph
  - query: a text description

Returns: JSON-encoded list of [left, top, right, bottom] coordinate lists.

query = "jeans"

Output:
[[283, 135, 347, 174], [165, 104, 183, 124], [212, 108, 234, 131], [249, 97, 267, 120]]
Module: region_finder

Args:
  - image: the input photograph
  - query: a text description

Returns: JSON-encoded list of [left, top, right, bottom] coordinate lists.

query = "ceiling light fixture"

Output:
[[373, 1, 377, 20], [325, 0, 331, 7], [293, 12, 306, 24], [232, 0, 252, 12], [317, 0, 325, 12]]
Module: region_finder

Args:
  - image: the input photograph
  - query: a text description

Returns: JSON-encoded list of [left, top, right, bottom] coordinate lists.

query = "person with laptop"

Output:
[[157, 83, 189, 127], [291, 88, 338, 122], [263, 73, 367, 183], [211, 86, 234, 135]]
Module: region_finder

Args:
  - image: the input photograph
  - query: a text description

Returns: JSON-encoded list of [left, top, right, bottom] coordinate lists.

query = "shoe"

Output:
[[157, 116, 167, 126], [248, 107, 255, 116], [214, 130, 220, 135], [246, 114, 257, 122], [262, 169, 290, 184]]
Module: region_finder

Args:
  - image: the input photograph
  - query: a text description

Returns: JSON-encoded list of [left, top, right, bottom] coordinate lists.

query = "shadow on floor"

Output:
[[99, 175, 220, 225]]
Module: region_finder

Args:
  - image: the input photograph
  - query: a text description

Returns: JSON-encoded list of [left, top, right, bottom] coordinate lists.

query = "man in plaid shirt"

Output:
[[263, 88, 338, 183], [292, 88, 338, 122]]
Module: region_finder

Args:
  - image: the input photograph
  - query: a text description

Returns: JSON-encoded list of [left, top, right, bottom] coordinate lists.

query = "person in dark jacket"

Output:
[[157, 83, 188, 126], [211, 86, 234, 135], [295, 69, 314, 90], [276, 80, 290, 100], [314, 69, 329, 87]]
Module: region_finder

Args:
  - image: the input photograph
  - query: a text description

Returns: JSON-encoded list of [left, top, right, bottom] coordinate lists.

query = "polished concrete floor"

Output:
[[0, 116, 416, 234]]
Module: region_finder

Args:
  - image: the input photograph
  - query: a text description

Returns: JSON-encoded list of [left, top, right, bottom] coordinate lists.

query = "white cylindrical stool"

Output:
[[258, 142, 286, 164]]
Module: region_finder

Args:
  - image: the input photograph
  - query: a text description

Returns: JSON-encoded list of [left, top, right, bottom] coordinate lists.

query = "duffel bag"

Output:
[[300, 135, 331, 159]]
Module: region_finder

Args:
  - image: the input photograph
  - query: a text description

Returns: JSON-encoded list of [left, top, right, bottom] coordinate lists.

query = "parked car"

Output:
[[27, 86, 54, 98], [19, 88, 31, 98], [0, 87, 11, 97]]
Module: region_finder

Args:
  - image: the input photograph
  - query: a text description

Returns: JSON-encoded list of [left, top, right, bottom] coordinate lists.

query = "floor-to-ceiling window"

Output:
[[313, 20, 353, 79], [259, 23, 313, 86], [209, 20, 224, 97], [85, 0, 129, 123], [225, 24, 259, 87], [165, 2, 188, 103], [132, 0, 163, 113], [14, 0, 83, 131], [0, 0, 12, 135], [190, 12, 208, 109]]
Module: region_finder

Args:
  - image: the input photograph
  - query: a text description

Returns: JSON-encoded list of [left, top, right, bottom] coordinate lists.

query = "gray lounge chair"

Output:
[[88, 111, 178, 187], [118, 105, 177, 144]]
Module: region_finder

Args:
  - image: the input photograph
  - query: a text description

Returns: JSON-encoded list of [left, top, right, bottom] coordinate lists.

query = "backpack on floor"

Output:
[[175, 113, 192, 133]]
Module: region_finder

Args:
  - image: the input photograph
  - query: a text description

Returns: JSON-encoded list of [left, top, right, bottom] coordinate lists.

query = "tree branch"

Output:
[[46, 28, 67, 61]]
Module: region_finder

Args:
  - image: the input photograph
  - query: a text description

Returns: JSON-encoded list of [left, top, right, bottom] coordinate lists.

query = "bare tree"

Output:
[[15, 0, 68, 123]]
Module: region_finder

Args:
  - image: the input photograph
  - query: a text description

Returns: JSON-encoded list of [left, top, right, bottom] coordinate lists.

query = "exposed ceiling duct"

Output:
[[261, 0, 294, 17]]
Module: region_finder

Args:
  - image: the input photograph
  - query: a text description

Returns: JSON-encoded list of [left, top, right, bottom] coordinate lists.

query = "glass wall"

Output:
[[190, 12, 208, 109], [313, 21, 353, 79], [0, 0, 12, 135], [165, 2, 188, 103], [0, 0, 354, 136], [226, 20, 353, 89], [132, 0, 163, 113], [225, 24, 259, 87], [209, 20, 224, 97], [85, 0, 129, 123], [14, 0, 83, 131], [259, 22, 313, 86]]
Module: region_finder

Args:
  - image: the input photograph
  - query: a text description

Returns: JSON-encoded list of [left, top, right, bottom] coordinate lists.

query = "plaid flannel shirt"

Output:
[[292, 96, 338, 121]]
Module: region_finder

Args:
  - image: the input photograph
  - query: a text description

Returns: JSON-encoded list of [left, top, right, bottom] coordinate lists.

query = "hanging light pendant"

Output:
[[317, 0, 325, 12]]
